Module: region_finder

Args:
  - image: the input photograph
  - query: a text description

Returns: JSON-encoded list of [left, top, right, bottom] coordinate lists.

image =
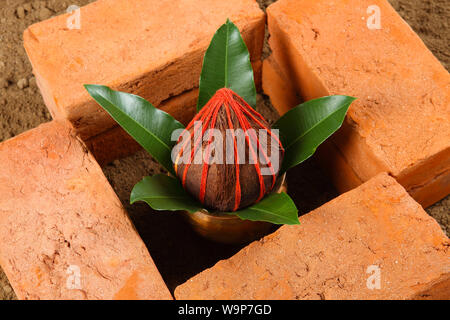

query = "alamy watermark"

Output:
[[66, 5, 81, 30], [366, 265, 381, 290], [366, 5, 381, 30], [66, 265, 82, 290]]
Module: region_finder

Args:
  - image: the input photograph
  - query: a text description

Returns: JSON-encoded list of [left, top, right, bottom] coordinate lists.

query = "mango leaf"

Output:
[[84, 84, 184, 175], [273, 95, 356, 173], [131, 174, 203, 213], [131, 174, 299, 225], [197, 19, 256, 111], [230, 192, 299, 225]]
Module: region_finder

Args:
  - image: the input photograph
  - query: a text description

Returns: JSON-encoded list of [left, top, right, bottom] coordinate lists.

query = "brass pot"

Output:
[[181, 174, 287, 244]]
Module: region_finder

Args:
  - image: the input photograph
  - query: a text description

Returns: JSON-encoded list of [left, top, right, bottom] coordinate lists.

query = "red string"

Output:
[[181, 103, 215, 187], [199, 104, 220, 203], [175, 103, 212, 174], [225, 90, 266, 201], [175, 88, 283, 210], [224, 102, 241, 211]]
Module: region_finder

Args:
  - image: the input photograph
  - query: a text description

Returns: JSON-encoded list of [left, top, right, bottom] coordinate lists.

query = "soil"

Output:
[[0, 0, 448, 300]]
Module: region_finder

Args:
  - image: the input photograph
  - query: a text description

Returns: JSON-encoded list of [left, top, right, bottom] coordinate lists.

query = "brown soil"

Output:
[[0, 1, 95, 142], [0, 0, 448, 300]]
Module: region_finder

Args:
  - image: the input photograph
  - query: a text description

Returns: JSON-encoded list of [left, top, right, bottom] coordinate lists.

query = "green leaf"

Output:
[[130, 174, 203, 213], [273, 95, 356, 173], [229, 192, 299, 225], [84, 84, 184, 175], [132, 175, 299, 225], [197, 19, 256, 111]]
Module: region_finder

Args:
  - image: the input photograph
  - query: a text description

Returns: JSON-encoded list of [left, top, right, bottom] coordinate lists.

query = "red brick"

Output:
[[262, 55, 301, 115], [262, 56, 363, 194], [315, 140, 363, 194], [175, 173, 449, 300], [266, 0, 450, 207], [0, 121, 171, 300], [24, 0, 265, 141]]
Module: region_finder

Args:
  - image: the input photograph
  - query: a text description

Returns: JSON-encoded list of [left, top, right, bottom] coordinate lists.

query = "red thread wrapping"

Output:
[[175, 88, 284, 211]]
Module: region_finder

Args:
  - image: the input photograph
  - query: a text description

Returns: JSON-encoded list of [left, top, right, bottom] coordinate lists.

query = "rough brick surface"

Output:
[[0, 121, 171, 300], [262, 55, 301, 115], [267, 0, 450, 207], [24, 0, 265, 140], [175, 173, 450, 300]]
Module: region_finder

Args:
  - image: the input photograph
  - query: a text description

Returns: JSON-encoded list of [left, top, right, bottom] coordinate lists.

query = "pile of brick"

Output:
[[263, 0, 450, 208], [0, 0, 447, 299]]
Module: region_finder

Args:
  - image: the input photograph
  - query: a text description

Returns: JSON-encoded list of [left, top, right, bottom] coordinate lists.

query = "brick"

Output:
[[175, 173, 450, 300], [262, 55, 363, 194], [261, 56, 364, 194], [266, 0, 450, 207], [262, 55, 301, 115], [0, 121, 171, 300], [24, 0, 265, 141]]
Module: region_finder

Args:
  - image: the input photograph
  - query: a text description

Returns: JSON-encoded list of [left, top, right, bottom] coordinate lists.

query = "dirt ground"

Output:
[[0, 0, 448, 300]]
